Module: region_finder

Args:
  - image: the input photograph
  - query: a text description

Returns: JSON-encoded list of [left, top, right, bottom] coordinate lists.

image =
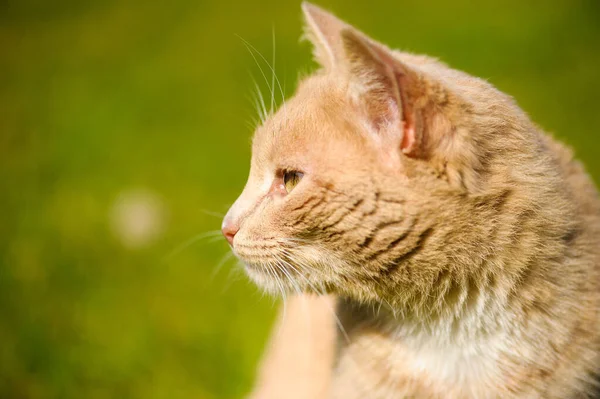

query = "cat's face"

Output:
[[223, 3, 522, 302], [224, 74, 413, 296]]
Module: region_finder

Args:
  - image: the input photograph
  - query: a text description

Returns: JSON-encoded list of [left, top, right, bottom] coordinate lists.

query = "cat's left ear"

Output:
[[341, 29, 424, 157], [302, 2, 352, 70], [302, 3, 429, 158]]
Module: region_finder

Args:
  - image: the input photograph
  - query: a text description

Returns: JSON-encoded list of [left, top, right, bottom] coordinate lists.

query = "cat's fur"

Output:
[[223, 3, 600, 398]]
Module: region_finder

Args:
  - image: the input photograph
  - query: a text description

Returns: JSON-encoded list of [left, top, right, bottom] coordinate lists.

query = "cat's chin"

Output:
[[242, 261, 291, 293], [242, 261, 320, 296]]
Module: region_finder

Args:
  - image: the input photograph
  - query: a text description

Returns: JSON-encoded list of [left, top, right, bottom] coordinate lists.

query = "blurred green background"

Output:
[[1, 0, 598, 398]]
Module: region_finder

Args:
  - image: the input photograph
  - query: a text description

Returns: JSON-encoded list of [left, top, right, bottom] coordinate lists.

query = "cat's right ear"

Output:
[[301, 2, 352, 70]]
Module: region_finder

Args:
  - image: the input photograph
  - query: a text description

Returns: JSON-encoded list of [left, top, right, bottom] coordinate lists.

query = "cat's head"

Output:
[[222, 3, 537, 304]]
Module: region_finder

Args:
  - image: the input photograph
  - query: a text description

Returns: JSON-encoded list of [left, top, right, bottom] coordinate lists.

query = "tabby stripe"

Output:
[[362, 191, 380, 216], [367, 230, 411, 261], [382, 228, 434, 276], [366, 218, 419, 260], [292, 195, 325, 212], [291, 196, 326, 226], [358, 219, 405, 250], [320, 198, 364, 231]]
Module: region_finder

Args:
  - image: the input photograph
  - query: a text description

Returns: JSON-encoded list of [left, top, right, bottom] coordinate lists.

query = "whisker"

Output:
[[237, 35, 274, 118], [210, 251, 236, 282], [330, 303, 350, 344], [221, 264, 245, 295], [244, 89, 262, 127], [265, 260, 288, 335], [245, 117, 258, 131], [282, 257, 319, 294], [275, 242, 351, 343], [237, 34, 286, 117], [252, 77, 268, 122], [164, 230, 223, 261], [275, 254, 302, 296], [271, 24, 276, 115], [245, 75, 267, 124], [200, 208, 226, 218], [272, 27, 288, 122], [207, 235, 225, 244]]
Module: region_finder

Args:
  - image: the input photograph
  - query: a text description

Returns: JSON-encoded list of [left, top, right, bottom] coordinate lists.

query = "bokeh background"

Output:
[[1, 0, 599, 398]]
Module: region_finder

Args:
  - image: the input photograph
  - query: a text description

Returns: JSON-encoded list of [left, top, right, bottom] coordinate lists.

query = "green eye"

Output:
[[283, 170, 303, 193]]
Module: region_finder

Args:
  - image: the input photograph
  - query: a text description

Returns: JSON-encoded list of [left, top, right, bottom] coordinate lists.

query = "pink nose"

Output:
[[221, 220, 239, 246]]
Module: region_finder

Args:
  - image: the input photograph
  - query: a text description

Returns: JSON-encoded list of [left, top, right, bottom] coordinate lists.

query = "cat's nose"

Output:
[[221, 218, 239, 246]]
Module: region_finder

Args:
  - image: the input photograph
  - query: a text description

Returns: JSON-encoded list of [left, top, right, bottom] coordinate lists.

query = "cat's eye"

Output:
[[283, 170, 304, 193]]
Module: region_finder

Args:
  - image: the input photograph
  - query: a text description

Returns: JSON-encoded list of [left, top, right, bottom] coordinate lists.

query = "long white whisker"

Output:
[[276, 242, 351, 343], [271, 28, 288, 123], [244, 89, 261, 126], [330, 304, 350, 343], [268, 261, 288, 337], [237, 36, 274, 118], [237, 35, 286, 116], [164, 230, 223, 261], [271, 25, 276, 115], [247, 82, 265, 124], [245, 117, 259, 131], [199, 209, 225, 218], [268, 260, 287, 305], [210, 251, 236, 281], [277, 256, 302, 296], [279, 250, 320, 291], [252, 78, 268, 122], [221, 262, 244, 294]]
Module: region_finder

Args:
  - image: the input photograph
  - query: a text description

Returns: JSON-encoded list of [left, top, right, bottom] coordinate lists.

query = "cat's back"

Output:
[[551, 136, 600, 224]]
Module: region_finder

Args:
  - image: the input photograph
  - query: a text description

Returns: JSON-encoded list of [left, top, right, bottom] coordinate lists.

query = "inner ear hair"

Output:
[[340, 29, 421, 157]]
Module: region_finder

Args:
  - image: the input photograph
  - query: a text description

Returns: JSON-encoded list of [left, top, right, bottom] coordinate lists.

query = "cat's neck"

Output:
[[337, 281, 517, 347], [334, 294, 512, 396]]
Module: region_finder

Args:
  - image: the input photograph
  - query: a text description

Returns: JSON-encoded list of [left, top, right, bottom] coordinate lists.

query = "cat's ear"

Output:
[[341, 29, 422, 157], [302, 3, 440, 158], [301, 2, 352, 70]]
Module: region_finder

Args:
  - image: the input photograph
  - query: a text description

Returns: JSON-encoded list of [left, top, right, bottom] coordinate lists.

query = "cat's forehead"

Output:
[[252, 75, 357, 158]]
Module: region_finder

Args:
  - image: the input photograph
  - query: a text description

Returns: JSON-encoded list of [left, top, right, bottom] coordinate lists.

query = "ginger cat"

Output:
[[222, 3, 600, 398]]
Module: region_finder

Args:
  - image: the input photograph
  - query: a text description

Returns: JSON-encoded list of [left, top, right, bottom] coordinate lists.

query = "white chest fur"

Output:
[[332, 317, 513, 399]]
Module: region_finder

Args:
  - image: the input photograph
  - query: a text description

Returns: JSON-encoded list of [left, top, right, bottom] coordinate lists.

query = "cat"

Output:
[[222, 3, 600, 398]]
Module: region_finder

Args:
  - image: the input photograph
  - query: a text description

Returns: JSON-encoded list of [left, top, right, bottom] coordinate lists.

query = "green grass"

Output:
[[0, 0, 598, 397]]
